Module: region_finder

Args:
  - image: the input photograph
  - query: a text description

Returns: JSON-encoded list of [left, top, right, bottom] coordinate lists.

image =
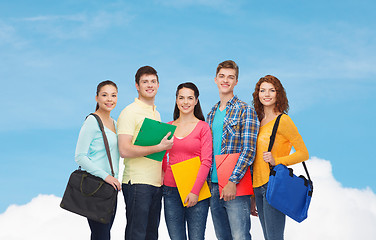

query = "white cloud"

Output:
[[287, 157, 376, 239], [16, 11, 133, 40], [0, 21, 15, 43], [19, 15, 87, 22], [0, 20, 26, 48], [155, 0, 244, 14], [252, 20, 376, 79], [1, 158, 375, 239]]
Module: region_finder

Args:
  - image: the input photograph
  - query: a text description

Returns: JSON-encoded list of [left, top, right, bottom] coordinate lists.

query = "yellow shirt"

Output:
[[253, 114, 309, 188], [117, 98, 162, 187]]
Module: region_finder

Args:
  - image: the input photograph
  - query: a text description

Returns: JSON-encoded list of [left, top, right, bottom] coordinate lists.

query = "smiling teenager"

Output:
[[117, 66, 173, 240], [252, 75, 309, 240], [207, 60, 259, 240], [162, 82, 213, 240], [75, 80, 121, 240]]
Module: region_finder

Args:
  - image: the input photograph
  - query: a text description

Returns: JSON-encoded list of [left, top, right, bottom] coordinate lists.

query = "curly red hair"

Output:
[[252, 75, 289, 121]]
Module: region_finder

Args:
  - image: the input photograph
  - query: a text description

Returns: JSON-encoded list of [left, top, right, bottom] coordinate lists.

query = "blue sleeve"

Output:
[[74, 115, 110, 180]]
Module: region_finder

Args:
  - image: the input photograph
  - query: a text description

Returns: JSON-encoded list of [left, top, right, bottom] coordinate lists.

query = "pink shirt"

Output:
[[162, 120, 213, 195]]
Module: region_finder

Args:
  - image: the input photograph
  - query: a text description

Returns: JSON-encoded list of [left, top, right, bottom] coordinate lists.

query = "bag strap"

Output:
[[302, 162, 311, 183], [266, 114, 282, 170], [267, 114, 283, 152], [267, 114, 312, 183], [89, 113, 115, 177]]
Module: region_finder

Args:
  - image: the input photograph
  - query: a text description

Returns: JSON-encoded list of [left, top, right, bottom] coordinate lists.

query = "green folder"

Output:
[[134, 118, 176, 162]]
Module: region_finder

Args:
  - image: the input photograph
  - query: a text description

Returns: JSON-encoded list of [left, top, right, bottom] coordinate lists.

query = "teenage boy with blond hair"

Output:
[[207, 60, 259, 240]]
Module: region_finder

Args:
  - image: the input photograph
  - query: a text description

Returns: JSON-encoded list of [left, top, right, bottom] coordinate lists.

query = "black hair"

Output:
[[173, 82, 205, 121], [95, 80, 118, 111]]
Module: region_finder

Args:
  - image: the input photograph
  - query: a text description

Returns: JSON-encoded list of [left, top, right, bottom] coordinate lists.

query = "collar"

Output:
[[226, 95, 238, 106], [212, 95, 239, 110], [134, 98, 157, 111]]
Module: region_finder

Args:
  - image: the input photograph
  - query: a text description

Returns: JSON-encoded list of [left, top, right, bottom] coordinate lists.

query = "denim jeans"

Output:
[[254, 183, 285, 240], [163, 185, 209, 240], [122, 182, 162, 240], [87, 201, 117, 240], [209, 183, 252, 240]]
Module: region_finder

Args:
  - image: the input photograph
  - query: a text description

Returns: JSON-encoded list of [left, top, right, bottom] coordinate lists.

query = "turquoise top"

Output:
[[211, 106, 226, 183], [75, 115, 120, 180]]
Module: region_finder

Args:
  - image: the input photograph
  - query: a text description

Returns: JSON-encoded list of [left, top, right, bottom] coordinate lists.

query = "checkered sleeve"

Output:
[[229, 106, 259, 183]]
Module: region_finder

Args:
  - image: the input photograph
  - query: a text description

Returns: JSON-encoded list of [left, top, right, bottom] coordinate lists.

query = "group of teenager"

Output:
[[74, 60, 309, 240]]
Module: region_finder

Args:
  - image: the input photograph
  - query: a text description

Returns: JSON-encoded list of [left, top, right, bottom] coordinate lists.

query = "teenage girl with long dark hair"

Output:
[[75, 80, 121, 240], [162, 82, 213, 240]]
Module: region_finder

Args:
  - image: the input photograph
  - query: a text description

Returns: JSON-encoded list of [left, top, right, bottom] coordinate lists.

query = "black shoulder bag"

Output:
[[60, 113, 117, 224], [265, 114, 313, 223]]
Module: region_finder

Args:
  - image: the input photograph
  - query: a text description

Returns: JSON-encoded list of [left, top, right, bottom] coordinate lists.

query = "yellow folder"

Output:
[[171, 156, 211, 207]]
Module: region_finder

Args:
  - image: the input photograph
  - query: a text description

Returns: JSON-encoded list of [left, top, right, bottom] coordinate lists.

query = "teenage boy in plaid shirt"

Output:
[[207, 60, 259, 240]]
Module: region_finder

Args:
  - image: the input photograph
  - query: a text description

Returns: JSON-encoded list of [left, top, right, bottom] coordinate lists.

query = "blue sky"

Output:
[[1, 0, 375, 213]]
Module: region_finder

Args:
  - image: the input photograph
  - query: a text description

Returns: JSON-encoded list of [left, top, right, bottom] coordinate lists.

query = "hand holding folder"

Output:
[[171, 156, 211, 207], [134, 118, 176, 162], [215, 153, 254, 197]]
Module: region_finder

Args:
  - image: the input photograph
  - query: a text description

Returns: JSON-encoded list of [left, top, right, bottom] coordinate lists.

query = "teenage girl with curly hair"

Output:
[[252, 75, 309, 240]]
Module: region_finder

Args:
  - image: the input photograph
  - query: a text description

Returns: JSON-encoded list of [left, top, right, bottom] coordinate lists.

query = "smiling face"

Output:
[[259, 82, 277, 108], [176, 87, 198, 115], [136, 74, 159, 100], [214, 68, 238, 96], [95, 84, 118, 112]]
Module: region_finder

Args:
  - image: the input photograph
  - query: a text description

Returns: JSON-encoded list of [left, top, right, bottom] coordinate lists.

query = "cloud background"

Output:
[[1, 1, 375, 238], [1, 158, 375, 239]]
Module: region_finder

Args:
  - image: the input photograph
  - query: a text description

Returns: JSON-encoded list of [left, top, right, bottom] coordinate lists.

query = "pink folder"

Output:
[[215, 153, 254, 196]]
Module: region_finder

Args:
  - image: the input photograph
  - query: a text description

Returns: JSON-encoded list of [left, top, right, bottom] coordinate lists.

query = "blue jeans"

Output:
[[87, 201, 117, 240], [163, 186, 209, 240], [209, 183, 252, 240], [254, 183, 285, 240], [122, 182, 162, 240]]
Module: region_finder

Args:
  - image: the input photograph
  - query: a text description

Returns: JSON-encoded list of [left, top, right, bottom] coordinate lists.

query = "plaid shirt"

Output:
[[207, 95, 259, 184]]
